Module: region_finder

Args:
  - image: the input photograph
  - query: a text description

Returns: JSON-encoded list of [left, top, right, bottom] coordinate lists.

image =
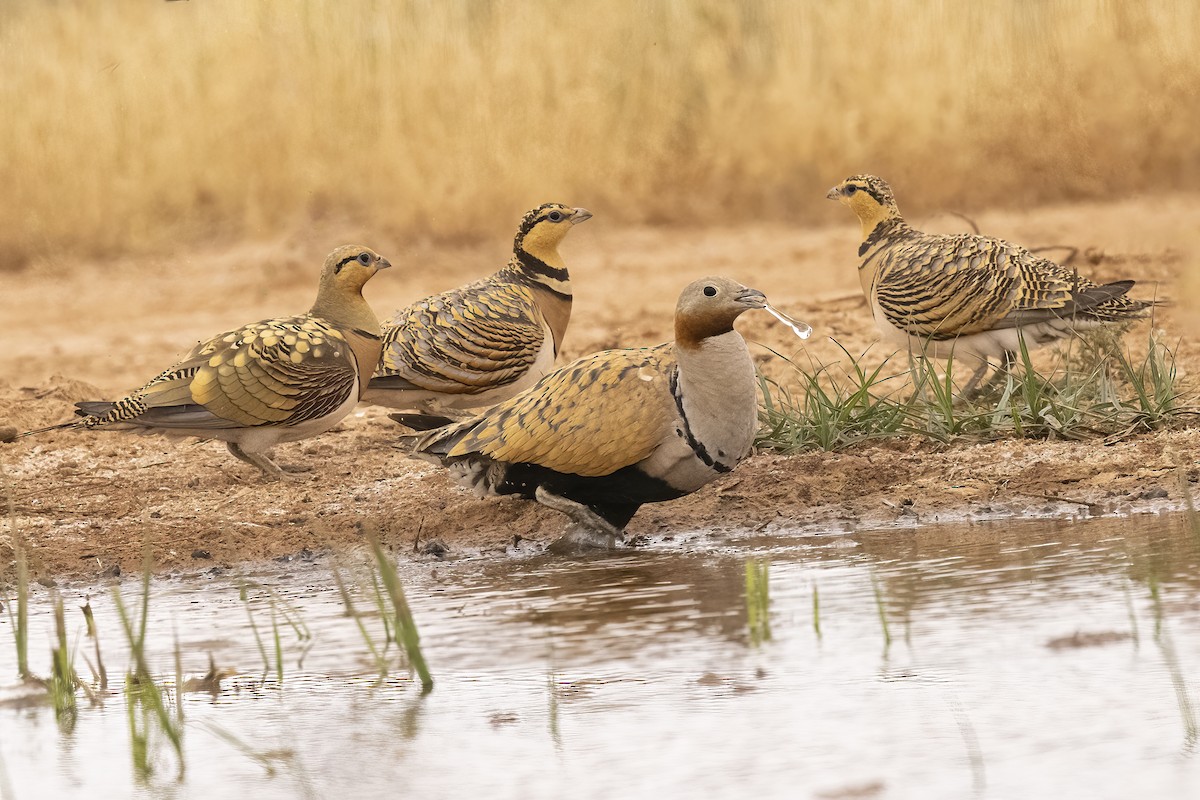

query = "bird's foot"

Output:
[[547, 523, 623, 555], [226, 442, 288, 483], [534, 486, 623, 537]]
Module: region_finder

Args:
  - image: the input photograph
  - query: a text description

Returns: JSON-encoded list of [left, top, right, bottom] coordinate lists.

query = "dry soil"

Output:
[[3, 195, 1199, 579]]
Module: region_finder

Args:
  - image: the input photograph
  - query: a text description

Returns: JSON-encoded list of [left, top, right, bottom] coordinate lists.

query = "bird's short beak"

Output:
[[570, 208, 593, 225], [736, 287, 768, 309], [377, 257, 393, 270], [825, 186, 842, 201]]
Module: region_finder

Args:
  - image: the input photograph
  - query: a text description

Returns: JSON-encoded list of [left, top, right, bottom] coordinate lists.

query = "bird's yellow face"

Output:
[[516, 203, 593, 257], [321, 245, 392, 293], [826, 174, 901, 238], [674, 276, 766, 348]]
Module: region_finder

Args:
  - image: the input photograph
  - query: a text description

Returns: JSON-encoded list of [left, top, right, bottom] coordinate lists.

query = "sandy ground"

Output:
[[2, 194, 1199, 580]]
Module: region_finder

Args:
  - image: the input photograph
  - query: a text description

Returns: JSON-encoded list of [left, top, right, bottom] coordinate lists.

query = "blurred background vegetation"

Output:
[[0, 0, 1196, 266]]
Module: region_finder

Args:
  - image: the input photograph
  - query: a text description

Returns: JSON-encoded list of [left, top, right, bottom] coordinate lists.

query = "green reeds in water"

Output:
[[80, 598, 109, 690], [757, 329, 1194, 453], [331, 560, 394, 682], [872, 578, 892, 650], [113, 564, 185, 779], [368, 533, 433, 692], [811, 583, 822, 640], [49, 593, 78, 727], [3, 473, 30, 681], [238, 580, 313, 684], [1148, 573, 1199, 748], [745, 559, 771, 646]]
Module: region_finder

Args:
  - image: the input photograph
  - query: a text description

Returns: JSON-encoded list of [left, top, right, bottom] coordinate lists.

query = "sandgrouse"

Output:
[[362, 203, 591, 413], [394, 276, 785, 551], [827, 174, 1152, 395], [23, 246, 391, 479]]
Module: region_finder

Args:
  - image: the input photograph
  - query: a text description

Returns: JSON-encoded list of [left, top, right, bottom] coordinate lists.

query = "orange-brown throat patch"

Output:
[[675, 313, 735, 350]]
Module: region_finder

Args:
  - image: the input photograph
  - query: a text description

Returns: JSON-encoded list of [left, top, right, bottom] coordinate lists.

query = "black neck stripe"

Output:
[[516, 249, 570, 282], [669, 369, 733, 474], [512, 271, 572, 302]]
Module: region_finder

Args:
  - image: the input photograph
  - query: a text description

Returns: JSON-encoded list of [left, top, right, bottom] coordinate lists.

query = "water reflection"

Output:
[[1, 512, 1199, 799]]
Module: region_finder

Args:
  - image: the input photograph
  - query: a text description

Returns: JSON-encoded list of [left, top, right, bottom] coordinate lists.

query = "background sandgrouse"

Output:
[[22, 246, 392, 479], [827, 174, 1153, 395], [363, 203, 591, 413]]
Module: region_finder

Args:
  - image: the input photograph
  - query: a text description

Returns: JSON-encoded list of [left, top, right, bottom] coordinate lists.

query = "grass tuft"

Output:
[[758, 330, 1196, 453]]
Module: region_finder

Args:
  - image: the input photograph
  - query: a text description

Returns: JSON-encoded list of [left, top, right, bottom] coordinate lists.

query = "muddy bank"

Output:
[[2, 198, 1198, 579], [3, 370, 1198, 581]]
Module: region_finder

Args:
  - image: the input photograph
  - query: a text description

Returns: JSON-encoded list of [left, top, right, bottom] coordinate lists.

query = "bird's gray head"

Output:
[[674, 276, 766, 349]]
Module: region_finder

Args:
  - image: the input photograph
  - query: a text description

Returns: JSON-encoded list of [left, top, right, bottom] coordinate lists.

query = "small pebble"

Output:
[[0, 426, 18, 443], [192, 549, 213, 560]]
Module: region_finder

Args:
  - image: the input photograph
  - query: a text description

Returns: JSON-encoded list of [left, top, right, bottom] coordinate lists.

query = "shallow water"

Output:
[[3, 513, 1200, 799]]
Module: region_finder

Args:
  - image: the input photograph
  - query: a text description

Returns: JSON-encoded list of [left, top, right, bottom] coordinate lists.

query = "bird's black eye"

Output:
[[357, 252, 371, 265], [703, 285, 717, 297], [547, 211, 564, 222], [845, 185, 858, 196]]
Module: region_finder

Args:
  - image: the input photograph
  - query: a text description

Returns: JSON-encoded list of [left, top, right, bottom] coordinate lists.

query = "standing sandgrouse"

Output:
[[394, 276, 787, 551], [361, 203, 591, 412], [827, 174, 1153, 395], [22, 246, 392, 479]]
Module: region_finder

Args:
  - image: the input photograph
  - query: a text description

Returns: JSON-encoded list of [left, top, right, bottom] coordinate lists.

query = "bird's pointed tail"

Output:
[[18, 420, 82, 438]]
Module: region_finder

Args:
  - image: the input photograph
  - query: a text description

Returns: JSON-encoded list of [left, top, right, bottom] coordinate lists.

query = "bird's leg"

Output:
[[226, 442, 285, 482], [962, 352, 1017, 401], [957, 359, 993, 401], [979, 350, 1017, 394], [534, 487, 624, 552]]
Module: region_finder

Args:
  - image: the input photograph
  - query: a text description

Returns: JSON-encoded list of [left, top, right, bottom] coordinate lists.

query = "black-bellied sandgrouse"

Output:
[[395, 276, 797, 551]]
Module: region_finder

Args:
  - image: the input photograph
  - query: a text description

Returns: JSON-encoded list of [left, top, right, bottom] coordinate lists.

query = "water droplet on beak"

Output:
[[764, 304, 812, 340]]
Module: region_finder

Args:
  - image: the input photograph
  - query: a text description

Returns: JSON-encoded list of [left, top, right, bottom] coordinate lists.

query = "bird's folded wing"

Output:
[[426, 345, 679, 477], [876, 237, 1091, 338], [376, 285, 546, 394], [135, 315, 358, 429]]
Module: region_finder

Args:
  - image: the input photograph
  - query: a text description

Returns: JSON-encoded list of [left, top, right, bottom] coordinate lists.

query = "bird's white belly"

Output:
[[638, 431, 720, 493], [869, 293, 1082, 363]]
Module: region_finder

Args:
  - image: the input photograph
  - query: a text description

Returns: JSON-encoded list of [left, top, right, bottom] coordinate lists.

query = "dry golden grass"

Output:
[[1, 0, 1197, 265]]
